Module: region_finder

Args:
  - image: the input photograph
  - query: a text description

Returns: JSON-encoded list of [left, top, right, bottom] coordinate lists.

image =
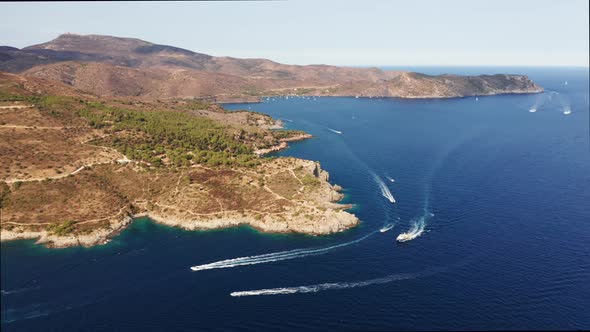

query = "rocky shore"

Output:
[[1, 158, 359, 248], [254, 133, 313, 156], [0, 215, 133, 248]]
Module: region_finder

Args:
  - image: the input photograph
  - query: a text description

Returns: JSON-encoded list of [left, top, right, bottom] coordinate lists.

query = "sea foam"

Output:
[[190, 231, 377, 271]]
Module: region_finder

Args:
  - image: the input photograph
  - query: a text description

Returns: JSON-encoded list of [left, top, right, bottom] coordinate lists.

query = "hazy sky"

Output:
[[1, 0, 588, 66]]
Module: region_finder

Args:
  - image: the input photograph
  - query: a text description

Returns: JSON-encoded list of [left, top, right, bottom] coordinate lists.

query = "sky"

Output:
[[1, 0, 588, 67]]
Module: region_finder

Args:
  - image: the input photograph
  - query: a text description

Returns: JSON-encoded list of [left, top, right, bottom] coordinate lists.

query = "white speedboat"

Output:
[[396, 232, 417, 242]]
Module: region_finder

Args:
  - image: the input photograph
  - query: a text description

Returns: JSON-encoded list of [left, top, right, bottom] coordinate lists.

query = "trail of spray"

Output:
[[371, 171, 396, 203], [396, 130, 482, 241], [557, 93, 572, 114], [529, 91, 551, 112], [1, 286, 40, 296], [529, 91, 559, 113], [230, 266, 447, 297], [191, 231, 377, 271], [397, 185, 432, 242], [379, 222, 396, 233], [327, 128, 342, 134], [396, 211, 434, 242]]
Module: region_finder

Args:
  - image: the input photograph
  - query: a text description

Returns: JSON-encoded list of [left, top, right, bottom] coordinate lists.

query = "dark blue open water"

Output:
[[2, 67, 589, 331]]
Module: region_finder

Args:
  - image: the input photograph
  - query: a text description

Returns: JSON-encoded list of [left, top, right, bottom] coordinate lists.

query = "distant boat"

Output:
[[386, 176, 395, 183], [328, 128, 342, 134], [564, 109, 572, 115], [475, 97, 479, 101], [529, 108, 537, 113]]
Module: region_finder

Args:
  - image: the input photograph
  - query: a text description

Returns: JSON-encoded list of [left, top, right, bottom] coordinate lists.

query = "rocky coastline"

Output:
[[254, 133, 313, 156], [1, 158, 359, 248]]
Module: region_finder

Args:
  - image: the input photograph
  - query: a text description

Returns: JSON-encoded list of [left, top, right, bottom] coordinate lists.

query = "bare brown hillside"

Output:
[[1, 33, 543, 100]]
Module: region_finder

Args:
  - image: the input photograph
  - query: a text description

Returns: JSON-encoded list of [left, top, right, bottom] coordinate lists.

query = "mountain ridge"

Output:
[[0, 33, 543, 100]]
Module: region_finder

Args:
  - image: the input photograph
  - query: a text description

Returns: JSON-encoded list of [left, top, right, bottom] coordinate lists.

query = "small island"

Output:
[[0, 72, 358, 248]]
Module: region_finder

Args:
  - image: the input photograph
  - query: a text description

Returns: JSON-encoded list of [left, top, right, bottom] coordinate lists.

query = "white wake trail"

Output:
[[190, 231, 377, 271], [379, 223, 395, 233], [529, 91, 560, 113], [371, 172, 395, 203], [396, 214, 429, 242], [230, 267, 447, 297], [327, 128, 342, 134], [557, 93, 572, 115]]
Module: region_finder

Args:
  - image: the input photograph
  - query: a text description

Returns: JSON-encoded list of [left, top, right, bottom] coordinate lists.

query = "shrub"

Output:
[[302, 174, 320, 187], [50, 220, 76, 236]]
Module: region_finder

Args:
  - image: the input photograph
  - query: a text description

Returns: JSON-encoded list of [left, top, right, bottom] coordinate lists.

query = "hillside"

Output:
[[0, 34, 543, 100], [0, 72, 358, 247]]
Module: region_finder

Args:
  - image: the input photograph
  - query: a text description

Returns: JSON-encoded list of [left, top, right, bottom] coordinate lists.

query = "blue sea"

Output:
[[2, 67, 589, 331]]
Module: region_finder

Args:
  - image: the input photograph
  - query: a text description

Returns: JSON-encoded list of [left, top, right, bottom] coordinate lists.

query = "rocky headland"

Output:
[[0, 72, 358, 248]]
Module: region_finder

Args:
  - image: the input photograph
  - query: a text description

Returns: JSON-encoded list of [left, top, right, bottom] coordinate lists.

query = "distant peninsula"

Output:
[[0, 34, 543, 101]]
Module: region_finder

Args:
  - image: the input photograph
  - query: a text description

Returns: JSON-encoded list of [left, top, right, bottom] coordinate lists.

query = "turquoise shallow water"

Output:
[[2, 67, 589, 331]]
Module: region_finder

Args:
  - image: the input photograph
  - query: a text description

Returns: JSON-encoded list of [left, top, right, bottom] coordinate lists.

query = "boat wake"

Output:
[[371, 172, 395, 203], [529, 91, 559, 113], [557, 93, 572, 115], [396, 213, 434, 242], [396, 183, 434, 243], [1, 286, 40, 296], [191, 231, 377, 272], [230, 266, 447, 297], [379, 223, 395, 233], [327, 128, 342, 134]]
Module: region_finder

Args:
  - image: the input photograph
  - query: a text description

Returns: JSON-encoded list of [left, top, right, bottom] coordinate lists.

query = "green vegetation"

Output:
[[0, 182, 10, 208], [0, 91, 39, 103], [183, 99, 212, 110], [242, 85, 262, 96], [2, 88, 302, 171], [272, 129, 307, 140], [77, 101, 260, 168], [35, 95, 87, 122], [49, 220, 76, 236], [293, 88, 314, 95], [302, 174, 320, 187]]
